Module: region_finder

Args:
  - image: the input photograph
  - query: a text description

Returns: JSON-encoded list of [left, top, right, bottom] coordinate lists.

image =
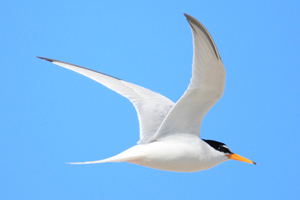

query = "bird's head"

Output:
[[203, 139, 256, 165]]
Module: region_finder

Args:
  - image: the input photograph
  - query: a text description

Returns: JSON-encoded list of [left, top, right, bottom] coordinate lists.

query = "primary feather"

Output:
[[36, 57, 174, 144], [149, 14, 225, 142]]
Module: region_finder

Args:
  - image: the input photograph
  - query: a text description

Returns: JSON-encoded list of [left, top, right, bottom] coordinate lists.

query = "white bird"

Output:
[[37, 14, 256, 172]]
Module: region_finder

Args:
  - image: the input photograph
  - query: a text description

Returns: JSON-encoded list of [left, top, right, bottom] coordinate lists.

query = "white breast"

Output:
[[126, 134, 229, 172]]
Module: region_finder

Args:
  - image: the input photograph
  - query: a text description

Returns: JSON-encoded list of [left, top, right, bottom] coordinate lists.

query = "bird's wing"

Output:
[[37, 57, 174, 144], [149, 14, 226, 142]]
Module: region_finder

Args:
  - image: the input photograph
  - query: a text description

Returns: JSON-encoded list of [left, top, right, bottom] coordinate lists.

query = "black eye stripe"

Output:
[[203, 139, 233, 154]]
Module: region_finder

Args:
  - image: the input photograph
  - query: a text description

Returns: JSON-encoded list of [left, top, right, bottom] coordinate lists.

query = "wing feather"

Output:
[[37, 57, 174, 144], [149, 14, 226, 142]]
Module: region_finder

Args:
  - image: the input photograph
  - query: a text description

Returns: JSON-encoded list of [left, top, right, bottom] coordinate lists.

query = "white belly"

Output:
[[124, 134, 228, 172]]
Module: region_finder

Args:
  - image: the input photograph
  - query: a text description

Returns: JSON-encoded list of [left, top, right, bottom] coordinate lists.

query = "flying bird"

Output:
[[37, 14, 256, 172]]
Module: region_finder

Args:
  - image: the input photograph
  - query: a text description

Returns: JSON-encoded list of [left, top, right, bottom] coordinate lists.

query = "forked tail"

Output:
[[67, 156, 123, 165], [67, 147, 142, 165]]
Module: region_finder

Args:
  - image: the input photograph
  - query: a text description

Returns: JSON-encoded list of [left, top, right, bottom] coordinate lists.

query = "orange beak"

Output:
[[226, 153, 256, 165]]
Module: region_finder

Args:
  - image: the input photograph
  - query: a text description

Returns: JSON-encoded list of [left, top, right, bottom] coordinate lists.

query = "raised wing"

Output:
[[149, 14, 226, 142], [37, 57, 174, 144]]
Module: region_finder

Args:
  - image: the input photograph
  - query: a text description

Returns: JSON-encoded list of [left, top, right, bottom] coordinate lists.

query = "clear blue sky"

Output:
[[1, 0, 300, 199]]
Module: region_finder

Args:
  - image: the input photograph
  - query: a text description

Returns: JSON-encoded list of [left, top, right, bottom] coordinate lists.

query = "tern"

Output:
[[37, 14, 256, 172]]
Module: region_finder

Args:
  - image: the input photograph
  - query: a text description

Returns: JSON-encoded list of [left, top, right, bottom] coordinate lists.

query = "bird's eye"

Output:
[[218, 146, 231, 153]]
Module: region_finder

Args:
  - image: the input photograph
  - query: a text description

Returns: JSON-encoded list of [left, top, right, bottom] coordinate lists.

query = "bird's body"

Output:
[[125, 135, 228, 172], [80, 134, 228, 172], [38, 14, 255, 172]]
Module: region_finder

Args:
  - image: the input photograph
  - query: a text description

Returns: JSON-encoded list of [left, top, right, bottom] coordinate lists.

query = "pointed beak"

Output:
[[226, 153, 256, 165]]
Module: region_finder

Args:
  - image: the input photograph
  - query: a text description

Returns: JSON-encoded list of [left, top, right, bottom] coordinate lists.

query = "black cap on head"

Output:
[[203, 139, 233, 154]]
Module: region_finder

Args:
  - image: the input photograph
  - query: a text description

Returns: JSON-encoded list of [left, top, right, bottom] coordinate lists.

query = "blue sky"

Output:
[[1, 0, 300, 199]]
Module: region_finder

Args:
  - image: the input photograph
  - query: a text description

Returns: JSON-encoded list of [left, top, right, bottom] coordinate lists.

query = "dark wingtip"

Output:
[[183, 13, 190, 17], [36, 56, 54, 62], [183, 13, 196, 21], [253, 161, 257, 165]]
